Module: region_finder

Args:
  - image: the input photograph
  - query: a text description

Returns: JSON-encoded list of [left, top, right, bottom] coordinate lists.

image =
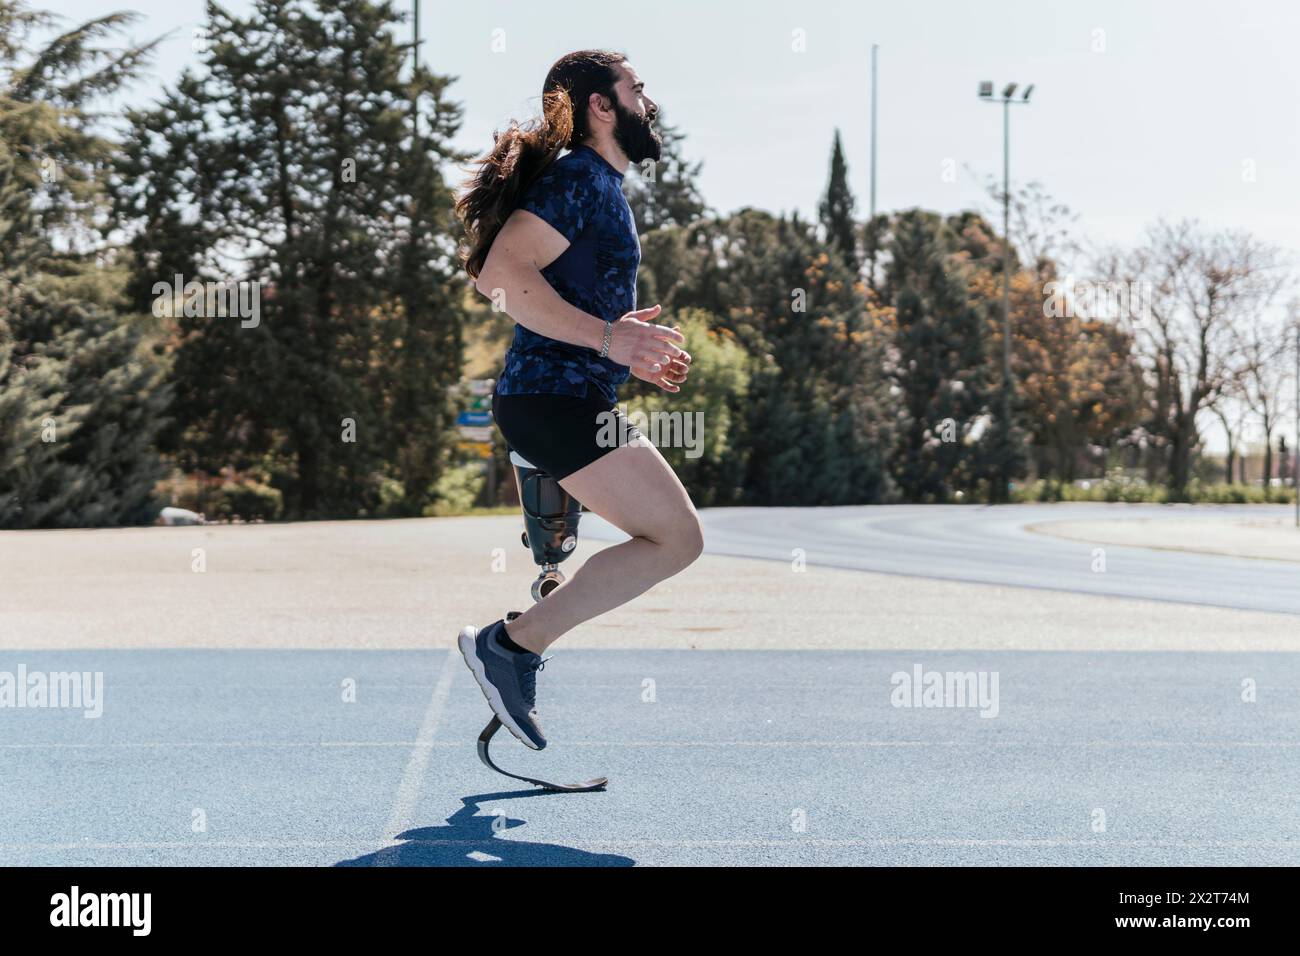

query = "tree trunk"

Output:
[[1168, 419, 1195, 500], [1263, 434, 1273, 499], [297, 435, 320, 516]]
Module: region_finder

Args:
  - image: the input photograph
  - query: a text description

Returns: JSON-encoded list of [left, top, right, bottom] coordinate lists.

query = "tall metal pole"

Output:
[[1294, 323, 1298, 526], [1000, 97, 1013, 503], [979, 82, 1031, 502], [870, 44, 878, 219], [412, 1, 420, 139]]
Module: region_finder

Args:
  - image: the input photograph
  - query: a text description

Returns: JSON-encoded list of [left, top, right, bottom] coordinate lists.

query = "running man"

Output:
[[453, 50, 703, 750]]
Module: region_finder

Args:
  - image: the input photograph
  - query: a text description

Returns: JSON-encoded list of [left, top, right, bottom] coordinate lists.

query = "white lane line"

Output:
[[5, 739, 1300, 749], [0, 741, 456, 749], [546, 739, 1297, 749], [380, 648, 457, 842], [3, 838, 1300, 851]]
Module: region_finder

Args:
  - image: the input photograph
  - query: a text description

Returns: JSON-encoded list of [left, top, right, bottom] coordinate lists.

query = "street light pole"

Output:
[[1001, 93, 1011, 503], [979, 81, 1034, 503]]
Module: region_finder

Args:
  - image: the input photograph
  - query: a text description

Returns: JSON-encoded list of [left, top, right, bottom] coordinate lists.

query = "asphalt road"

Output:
[[583, 503, 1300, 615]]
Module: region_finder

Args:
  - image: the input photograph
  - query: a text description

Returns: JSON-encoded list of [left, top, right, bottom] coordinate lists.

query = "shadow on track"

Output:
[[335, 790, 635, 867]]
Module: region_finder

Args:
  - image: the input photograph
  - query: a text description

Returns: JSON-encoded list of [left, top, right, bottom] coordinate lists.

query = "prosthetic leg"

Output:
[[473, 450, 608, 792], [512, 449, 584, 603]]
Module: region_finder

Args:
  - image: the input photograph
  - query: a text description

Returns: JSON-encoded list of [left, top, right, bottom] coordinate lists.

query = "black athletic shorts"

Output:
[[492, 382, 644, 480]]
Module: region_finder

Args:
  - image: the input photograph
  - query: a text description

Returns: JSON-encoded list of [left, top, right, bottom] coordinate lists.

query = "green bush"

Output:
[[619, 309, 751, 507], [1184, 480, 1292, 504], [375, 476, 406, 517], [1012, 474, 1295, 504], [155, 469, 283, 521], [425, 462, 486, 517], [211, 477, 283, 521]]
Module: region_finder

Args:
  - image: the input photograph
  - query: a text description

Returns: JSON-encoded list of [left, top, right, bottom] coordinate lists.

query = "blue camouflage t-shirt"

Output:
[[494, 144, 641, 403]]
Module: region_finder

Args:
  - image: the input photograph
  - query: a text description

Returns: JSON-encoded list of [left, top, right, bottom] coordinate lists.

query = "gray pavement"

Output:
[[581, 503, 1300, 614]]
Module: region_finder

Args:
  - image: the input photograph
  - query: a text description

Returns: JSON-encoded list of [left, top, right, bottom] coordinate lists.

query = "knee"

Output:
[[638, 510, 704, 572], [665, 512, 705, 571]]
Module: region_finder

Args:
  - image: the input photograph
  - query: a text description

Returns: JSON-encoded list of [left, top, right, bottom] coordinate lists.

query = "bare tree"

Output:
[[1238, 322, 1291, 495], [1106, 221, 1289, 498], [976, 175, 1083, 277], [1281, 300, 1300, 492], [1209, 382, 1248, 484]]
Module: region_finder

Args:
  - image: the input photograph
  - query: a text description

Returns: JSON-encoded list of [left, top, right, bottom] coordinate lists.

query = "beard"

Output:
[[611, 98, 662, 165]]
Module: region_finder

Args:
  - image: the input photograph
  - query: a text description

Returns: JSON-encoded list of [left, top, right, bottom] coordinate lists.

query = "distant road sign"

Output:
[[457, 411, 492, 427], [458, 425, 493, 442], [458, 441, 493, 459]]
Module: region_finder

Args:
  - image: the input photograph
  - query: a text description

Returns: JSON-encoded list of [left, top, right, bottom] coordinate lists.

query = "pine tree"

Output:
[[110, 0, 469, 518], [2, 286, 170, 526], [0, 287, 68, 525], [666, 208, 894, 505], [884, 210, 996, 501], [1, 1, 170, 528]]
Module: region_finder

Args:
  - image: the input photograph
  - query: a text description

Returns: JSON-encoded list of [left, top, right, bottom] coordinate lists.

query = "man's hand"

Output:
[[630, 325, 691, 393]]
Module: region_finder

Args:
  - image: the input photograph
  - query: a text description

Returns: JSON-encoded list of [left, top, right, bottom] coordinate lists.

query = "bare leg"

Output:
[[504, 435, 704, 654]]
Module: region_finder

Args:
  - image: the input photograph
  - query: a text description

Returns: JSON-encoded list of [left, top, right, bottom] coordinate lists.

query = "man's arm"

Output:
[[474, 208, 605, 352]]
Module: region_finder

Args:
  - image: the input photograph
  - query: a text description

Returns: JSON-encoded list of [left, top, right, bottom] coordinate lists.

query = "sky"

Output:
[[41, 0, 1300, 449]]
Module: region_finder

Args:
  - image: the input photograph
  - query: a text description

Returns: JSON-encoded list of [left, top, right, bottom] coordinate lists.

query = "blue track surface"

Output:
[[3, 647, 1298, 866]]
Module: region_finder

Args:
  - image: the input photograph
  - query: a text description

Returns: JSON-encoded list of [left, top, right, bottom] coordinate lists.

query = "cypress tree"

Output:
[[818, 129, 859, 273]]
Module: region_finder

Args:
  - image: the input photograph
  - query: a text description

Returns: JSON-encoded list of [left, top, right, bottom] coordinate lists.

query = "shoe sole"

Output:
[[458, 625, 544, 750]]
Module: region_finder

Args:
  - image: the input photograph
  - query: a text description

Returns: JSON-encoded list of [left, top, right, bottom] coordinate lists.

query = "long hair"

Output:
[[455, 49, 626, 280]]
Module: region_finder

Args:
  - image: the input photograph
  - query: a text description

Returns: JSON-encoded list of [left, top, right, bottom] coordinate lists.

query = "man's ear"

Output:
[[589, 91, 613, 123]]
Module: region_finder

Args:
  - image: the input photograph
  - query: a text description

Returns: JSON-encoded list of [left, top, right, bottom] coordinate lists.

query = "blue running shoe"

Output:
[[458, 619, 549, 750]]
